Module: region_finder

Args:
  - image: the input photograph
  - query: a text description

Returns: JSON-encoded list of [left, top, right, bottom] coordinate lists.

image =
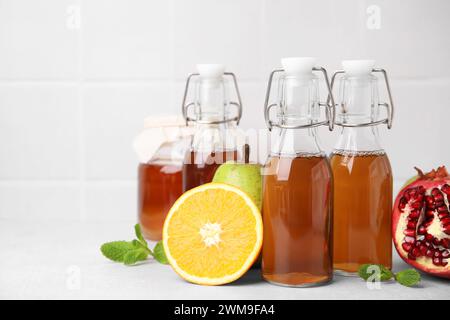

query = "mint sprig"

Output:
[[101, 224, 169, 266], [358, 264, 421, 287]]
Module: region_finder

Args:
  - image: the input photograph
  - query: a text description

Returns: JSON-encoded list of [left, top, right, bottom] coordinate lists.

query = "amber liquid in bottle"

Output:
[[182, 150, 238, 192], [138, 161, 183, 240], [331, 151, 393, 273], [262, 155, 333, 286]]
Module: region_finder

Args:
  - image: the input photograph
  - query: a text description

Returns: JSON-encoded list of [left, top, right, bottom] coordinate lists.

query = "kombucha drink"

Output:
[[182, 150, 238, 192], [262, 155, 333, 286], [331, 151, 392, 273], [138, 161, 182, 240]]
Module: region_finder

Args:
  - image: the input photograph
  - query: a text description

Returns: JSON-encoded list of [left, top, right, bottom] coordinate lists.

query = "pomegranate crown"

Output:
[[414, 166, 449, 180]]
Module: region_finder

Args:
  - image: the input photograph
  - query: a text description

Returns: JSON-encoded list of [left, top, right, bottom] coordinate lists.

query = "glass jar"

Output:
[[133, 116, 191, 240]]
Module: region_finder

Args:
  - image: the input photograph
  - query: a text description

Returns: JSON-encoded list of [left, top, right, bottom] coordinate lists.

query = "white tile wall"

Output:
[[0, 0, 80, 80], [172, 0, 263, 81], [1, 0, 449, 221], [83, 83, 171, 179], [82, 0, 171, 79], [0, 84, 80, 179]]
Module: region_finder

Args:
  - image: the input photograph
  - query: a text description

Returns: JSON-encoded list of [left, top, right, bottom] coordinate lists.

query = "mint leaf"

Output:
[[101, 241, 136, 262], [101, 225, 169, 266], [101, 240, 150, 265], [153, 241, 169, 264], [379, 265, 395, 281], [134, 224, 147, 247], [395, 269, 421, 287], [358, 264, 393, 281], [132, 239, 152, 253], [123, 248, 149, 265]]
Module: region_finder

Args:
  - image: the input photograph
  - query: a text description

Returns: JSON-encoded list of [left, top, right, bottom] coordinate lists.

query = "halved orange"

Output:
[[163, 182, 263, 285]]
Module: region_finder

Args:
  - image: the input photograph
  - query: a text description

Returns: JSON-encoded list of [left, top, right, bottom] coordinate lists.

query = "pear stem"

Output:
[[244, 144, 250, 164]]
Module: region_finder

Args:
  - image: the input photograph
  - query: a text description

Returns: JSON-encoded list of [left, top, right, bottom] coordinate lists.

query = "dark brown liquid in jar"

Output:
[[138, 161, 183, 240]]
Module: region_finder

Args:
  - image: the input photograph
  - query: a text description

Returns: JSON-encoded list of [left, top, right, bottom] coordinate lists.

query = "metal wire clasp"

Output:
[[329, 68, 394, 129], [181, 72, 243, 126], [263, 67, 336, 131]]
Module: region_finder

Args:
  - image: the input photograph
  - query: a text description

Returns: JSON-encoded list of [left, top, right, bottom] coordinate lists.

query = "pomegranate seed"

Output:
[[425, 210, 435, 218], [433, 238, 442, 246], [434, 250, 442, 258], [426, 249, 434, 257], [399, 197, 407, 210], [404, 236, 416, 243], [437, 205, 448, 213], [443, 225, 450, 235], [438, 212, 449, 219], [408, 252, 417, 260], [417, 225, 426, 234], [407, 221, 417, 229], [402, 242, 412, 252], [418, 186, 426, 194], [412, 247, 421, 257], [435, 201, 445, 208], [425, 233, 433, 241], [403, 229, 416, 237], [404, 190, 412, 201], [432, 188, 442, 197], [441, 217, 450, 226], [425, 195, 434, 205], [423, 219, 434, 227], [441, 184, 450, 195], [409, 210, 421, 219], [441, 239, 450, 249], [442, 251, 450, 259], [420, 245, 428, 256], [442, 260, 448, 267], [433, 257, 442, 266], [410, 201, 422, 209]]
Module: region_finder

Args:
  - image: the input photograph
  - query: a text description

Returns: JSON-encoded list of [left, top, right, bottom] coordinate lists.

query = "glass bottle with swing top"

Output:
[[330, 60, 394, 275], [261, 57, 336, 287]]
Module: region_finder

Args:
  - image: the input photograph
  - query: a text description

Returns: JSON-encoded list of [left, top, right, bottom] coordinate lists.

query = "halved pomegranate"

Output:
[[393, 166, 450, 279]]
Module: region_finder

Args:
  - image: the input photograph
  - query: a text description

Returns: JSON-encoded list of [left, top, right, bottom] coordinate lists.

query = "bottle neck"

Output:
[[333, 126, 384, 154], [280, 75, 319, 127], [195, 78, 229, 122], [337, 75, 379, 126], [270, 127, 324, 157]]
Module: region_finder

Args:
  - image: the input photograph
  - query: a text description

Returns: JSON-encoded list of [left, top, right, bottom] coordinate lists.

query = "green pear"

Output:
[[213, 161, 262, 210]]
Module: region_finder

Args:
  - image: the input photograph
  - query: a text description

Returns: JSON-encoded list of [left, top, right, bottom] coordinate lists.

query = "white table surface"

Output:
[[1, 219, 449, 300]]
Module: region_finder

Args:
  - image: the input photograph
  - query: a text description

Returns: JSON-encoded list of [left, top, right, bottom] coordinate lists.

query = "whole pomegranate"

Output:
[[393, 166, 450, 279]]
